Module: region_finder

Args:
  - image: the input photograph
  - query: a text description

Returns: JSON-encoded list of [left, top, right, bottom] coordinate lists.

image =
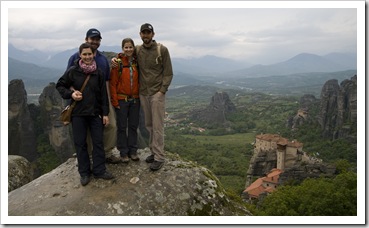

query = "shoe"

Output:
[[150, 161, 164, 171], [94, 171, 114, 180], [121, 155, 130, 163], [80, 175, 91, 186], [145, 154, 155, 163], [130, 154, 140, 161], [106, 155, 122, 164]]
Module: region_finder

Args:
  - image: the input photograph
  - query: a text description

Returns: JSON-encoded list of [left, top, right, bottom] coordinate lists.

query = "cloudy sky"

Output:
[[3, 1, 363, 65]]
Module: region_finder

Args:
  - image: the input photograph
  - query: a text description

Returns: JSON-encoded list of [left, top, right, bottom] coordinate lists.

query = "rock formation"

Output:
[[288, 75, 357, 141], [287, 94, 319, 130], [8, 155, 34, 192], [318, 75, 357, 139], [38, 82, 75, 161], [278, 163, 336, 185], [245, 134, 312, 187], [8, 79, 38, 162], [190, 91, 236, 127], [8, 148, 252, 216]]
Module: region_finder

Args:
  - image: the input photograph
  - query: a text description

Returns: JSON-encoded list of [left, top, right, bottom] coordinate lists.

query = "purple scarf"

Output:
[[79, 59, 97, 74]]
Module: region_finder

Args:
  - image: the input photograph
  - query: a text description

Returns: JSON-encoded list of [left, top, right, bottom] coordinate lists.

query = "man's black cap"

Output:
[[140, 23, 154, 33], [86, 28, 102, 39]]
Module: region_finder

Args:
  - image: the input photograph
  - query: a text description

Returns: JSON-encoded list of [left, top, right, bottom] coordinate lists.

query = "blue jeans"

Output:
[[115, 99, 140, 157], [72, 116, 106, 177]]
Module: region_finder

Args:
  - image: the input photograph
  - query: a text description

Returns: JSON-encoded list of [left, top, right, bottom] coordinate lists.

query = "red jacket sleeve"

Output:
[[109, 66, 119, 108]]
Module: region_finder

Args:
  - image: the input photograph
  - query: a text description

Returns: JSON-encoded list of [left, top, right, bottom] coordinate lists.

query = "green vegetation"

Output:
[[165, 130, 254, 194], [36, 134, 61, 173], [253, 171, 357, 216], [165, 86, 357, 215]]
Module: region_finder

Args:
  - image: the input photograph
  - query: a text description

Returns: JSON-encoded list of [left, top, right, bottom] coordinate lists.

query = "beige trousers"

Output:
[[139, 92, 165, 162], [87, 103, 117, 156]]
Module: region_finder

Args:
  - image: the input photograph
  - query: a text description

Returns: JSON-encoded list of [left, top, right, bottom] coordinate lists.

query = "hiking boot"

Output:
[[150, 161, 164, 171], [106, 155, 122, 164], [121, 155, 130, 163], [94, 171, 114, 180], [145, 154, 155, 163], [80, 175, 91, 186], [130, 154, 140, 161]]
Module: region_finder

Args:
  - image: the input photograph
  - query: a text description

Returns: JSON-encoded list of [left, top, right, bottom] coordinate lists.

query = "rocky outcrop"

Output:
[[287, 94, 318, 130], [279, 163, 336, 185], [190, 92, 236, 127], [8, 79, 38, 162], [318, 75, 357, 139], [246, 149, 277, 179], [38, 82, 75, 161], [8, 155, 34, 192], [8, 148, 252, 216], [287, 75, 357, 141]]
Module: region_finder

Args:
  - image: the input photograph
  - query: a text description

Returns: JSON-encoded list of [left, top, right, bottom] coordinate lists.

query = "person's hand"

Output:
[[72, 90, 83, 101], [111, 57, 118, 68], [103, 116, 109, 126]]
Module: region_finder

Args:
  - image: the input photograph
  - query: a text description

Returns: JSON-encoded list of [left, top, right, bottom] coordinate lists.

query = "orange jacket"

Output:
[[109, 54, 139, 108]]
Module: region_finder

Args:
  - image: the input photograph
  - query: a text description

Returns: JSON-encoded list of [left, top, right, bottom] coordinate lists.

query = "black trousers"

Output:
[[72, 116, 106, 177], [115, 99, 140, 157]]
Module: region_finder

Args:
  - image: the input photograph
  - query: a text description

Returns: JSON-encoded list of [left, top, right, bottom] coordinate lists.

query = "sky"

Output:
[[3, 1, 363, 65]]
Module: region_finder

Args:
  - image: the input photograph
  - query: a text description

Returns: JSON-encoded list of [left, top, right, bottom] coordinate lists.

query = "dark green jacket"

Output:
[[136, 41, 173, 96]]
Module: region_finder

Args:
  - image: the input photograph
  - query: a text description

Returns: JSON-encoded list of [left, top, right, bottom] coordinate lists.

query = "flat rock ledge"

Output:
[[8, 148, 251, 216]]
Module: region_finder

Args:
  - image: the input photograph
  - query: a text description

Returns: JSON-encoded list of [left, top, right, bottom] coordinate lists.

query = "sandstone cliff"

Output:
[[190, 91, 236, 127], [8, 79, 37, 162], [288, 75, 357, 141], [38, 82, 75, 161], [8, 148, 251, 216], [318, 75, 357, 140], [287, 94, 319, 130]]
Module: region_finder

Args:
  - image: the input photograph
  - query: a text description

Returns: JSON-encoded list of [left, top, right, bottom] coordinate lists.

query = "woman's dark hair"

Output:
[[79, 42, 93, 54], [121, 38, 135, 48]]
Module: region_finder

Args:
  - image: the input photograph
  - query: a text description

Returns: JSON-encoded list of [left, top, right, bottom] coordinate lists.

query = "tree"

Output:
[[256, 172, 357, 216]]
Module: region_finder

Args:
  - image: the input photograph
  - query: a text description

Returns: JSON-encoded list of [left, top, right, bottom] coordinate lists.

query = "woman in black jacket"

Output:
[[56, 42, 114, 186]]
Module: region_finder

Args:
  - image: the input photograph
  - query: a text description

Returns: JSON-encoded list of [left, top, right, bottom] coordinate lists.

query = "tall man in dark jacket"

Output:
[[137, 23, 173, 171], [67, 28, 120, 164]]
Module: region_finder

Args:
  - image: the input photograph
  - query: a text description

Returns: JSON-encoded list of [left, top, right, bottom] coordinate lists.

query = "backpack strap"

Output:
[[136, 43, 162, 65], [155, 43, 162, 65]]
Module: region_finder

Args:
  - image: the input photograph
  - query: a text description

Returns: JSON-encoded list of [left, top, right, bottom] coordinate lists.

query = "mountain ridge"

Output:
[[8, 43, 356, 77]]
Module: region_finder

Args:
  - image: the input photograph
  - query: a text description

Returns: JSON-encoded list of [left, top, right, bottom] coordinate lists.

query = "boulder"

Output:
[[8, 155, 34, 192], [8, 148, 251, 216]]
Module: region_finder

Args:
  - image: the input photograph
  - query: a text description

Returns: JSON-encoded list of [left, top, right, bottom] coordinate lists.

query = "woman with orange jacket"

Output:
[[110, 38, 140, 163]]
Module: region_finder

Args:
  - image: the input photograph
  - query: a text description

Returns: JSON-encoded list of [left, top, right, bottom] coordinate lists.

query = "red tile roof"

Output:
[[244, 168, 283, 198], [255, 134, 303, 148]]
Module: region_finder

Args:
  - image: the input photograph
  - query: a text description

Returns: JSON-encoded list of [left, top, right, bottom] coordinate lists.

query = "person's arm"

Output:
[[67, 52, 78, 70], [109, 65, 119, 108], [160, 46, 174, 94], [111, 57, 119, 68], [100, 71, 110, 125], [56, 69, 74, 99]]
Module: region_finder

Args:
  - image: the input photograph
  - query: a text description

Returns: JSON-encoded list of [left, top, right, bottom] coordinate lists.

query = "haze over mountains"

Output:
[[8, 43, 356, 75], [8, 43, 356, 97]]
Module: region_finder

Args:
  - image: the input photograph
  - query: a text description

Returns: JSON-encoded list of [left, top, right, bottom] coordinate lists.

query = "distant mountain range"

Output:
[[8, 44, 356, 77], [227, 52, 357, 78], [8, 43, 357, 99]]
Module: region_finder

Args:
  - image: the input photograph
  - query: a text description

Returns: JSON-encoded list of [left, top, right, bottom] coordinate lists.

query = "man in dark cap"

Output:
[[137, 23, 173, 171], [66, 28, 120, 164]]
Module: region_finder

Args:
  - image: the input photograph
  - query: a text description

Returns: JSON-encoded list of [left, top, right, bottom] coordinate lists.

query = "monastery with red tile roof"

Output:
[[243, 133, 314, 201]]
